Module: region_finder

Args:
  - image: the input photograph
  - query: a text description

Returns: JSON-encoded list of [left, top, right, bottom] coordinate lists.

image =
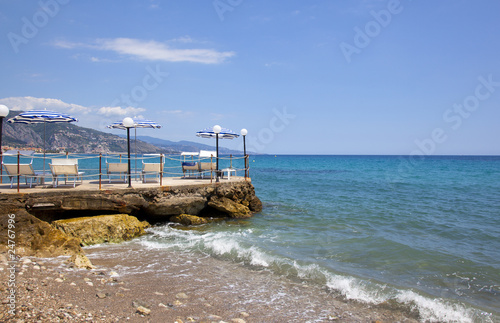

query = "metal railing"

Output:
[[0, 152, 250, 192]]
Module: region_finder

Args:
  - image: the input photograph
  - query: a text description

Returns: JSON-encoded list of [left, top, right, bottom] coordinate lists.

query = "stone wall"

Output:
[[0, 181, 262, 223]]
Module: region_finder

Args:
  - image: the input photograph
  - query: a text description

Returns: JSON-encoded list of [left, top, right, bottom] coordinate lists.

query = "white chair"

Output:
[[198, 150, 217, 179], [106, 162, 128, 183], [182, 162, 199, 178], [2, 162, 38, 188], [49, 158, 84, 187], [141, 161, 161, 183], [198, 162, 216, 179]]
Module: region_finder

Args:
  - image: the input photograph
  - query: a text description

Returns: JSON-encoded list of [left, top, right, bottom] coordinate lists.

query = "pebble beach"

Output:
[[1, 246, 421, 323]]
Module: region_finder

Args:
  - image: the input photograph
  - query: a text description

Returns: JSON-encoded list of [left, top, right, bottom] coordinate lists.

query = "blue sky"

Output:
[[1, 0, 499, 155]]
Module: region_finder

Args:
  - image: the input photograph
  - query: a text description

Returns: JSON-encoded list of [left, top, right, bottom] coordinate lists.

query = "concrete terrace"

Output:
[[0, 176, 249, 194]]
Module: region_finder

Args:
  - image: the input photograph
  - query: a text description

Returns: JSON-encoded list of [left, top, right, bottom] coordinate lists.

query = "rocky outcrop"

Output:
[[1, 181, 262, 225], [169, 214, 209, 226], [145, 196, 207, 217], [0, 209, 93, 268], [208, 196, 251, 218], [52, 214, 150, 246]]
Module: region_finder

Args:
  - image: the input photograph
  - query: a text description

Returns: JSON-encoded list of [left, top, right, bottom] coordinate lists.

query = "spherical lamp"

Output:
[[123, 117, 134, 128], [0, 105, 9, 118]]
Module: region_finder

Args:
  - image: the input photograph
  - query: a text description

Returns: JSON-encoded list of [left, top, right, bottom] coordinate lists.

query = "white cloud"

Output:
[[97, 106, 146, 117], [0, 96, 92, 114], [0, 96, 156, 131], [54, 37, 235, 64]]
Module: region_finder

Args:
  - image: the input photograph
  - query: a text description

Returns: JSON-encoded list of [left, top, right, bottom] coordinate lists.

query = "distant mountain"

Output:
[[1, 110, 243, 155], [124, 135, 243, 155], [1, 110, 169, 154]]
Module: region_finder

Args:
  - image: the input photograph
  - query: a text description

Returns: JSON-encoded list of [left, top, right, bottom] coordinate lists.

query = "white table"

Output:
[[222, 168, 236, 180]]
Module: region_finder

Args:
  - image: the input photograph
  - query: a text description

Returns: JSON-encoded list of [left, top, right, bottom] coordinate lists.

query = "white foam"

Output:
[[141, 225, 487, 323], [326, 274, 387, 304], [396, 290, 475, 323]]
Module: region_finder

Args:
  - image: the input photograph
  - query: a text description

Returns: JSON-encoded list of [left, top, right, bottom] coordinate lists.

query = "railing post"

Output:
[[160, 154, 163, 186], [210, 155, 213, 183], [17, 151, 20, 192], [99, 153, 102, 190], [245, 155, 248, 180]]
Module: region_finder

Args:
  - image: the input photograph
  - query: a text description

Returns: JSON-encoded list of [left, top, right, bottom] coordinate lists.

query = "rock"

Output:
[[0, 209, 84, 258], [208, 196, 251, 218], [146, 196, 207, 217], [136, 306, 151, 316], [53, 214, 150, 246], [231, 319, 246, 323], [96, 293, 107, 299], [55, 278, 64, 283], [169, 214, 208, 226], [239, 312, 250, 318], [69, 254, 95, 269], [207, 314, 223, 321], [175, 292, 189, 299], [248, 195, 263, 212]]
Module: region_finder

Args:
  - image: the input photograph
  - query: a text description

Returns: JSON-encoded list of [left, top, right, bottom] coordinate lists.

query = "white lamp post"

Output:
[[213, 125, 221, 182], [123, 117, 135, 188], [240, 128, 248, 179], [0, 105, 9, 184]]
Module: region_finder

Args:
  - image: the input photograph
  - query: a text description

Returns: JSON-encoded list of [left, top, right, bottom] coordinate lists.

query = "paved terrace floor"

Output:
[[0, 176, 248, 194]]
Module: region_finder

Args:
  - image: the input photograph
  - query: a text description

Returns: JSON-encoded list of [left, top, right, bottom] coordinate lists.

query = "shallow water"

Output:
[[87, 155, 499, 322]]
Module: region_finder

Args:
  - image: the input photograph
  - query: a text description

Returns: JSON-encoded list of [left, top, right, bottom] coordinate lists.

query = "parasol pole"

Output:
[[43, 120, 46, 177]]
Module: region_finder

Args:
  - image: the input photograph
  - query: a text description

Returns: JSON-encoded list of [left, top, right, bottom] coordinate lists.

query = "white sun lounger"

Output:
[[49, 158, 84, 188], [2, 162, 38, 188], [106, 162, 128, 183]]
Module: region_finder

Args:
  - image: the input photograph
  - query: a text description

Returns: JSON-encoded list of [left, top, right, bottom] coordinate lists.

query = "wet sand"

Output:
[[1, 245, 421, 322]]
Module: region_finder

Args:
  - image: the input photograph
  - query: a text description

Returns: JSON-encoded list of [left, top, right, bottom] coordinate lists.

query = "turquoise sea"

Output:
[[146, 155, 497, 322], [244, 155, 500, 322], [6, 154, 499, 321]]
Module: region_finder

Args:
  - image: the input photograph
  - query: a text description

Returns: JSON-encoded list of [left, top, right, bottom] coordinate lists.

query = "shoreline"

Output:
[[1, 241, 421, 323]]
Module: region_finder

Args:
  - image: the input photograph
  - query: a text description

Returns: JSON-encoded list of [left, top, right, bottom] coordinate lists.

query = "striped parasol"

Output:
[[106, 118, 162, 130], [196, 127, 239, 139], [7, 109, 78, 176], [7, 110, 78, 124], [107, 118, 162, 180], [196, 125, 238, 182]]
